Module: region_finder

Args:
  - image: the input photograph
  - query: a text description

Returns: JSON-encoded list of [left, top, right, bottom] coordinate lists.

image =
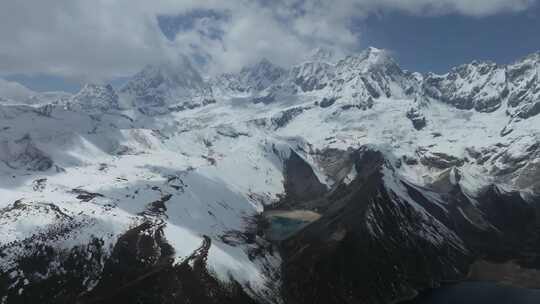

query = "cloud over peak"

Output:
[[0, 0, 537, 82]]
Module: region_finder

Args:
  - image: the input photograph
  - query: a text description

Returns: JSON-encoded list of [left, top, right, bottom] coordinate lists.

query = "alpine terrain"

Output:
[[1, 47, 540, 304]]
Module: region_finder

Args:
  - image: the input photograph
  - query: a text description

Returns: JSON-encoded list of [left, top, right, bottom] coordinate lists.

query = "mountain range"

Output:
[[0, 47, 539, 304]]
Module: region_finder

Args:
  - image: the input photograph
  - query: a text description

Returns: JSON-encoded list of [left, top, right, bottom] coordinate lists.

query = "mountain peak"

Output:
[[80, 83, 114, 92], [134, 56, 204, 89], [121, 56, 208, 99], [70, 83, 119, 111], [337, 47, 399, 74], [237, 58, 286, 92], [513, 51, 540, 66], [365, 46, 384, 53], [361, 47, 394, 64], [120, 56, 214, 115]]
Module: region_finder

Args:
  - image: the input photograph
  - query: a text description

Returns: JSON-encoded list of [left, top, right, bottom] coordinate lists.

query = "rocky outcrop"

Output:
[[406, 107, 427, 130], [506, 52, 540, 119], [271, 107, 309, 129], [280, 149, 471, 304], [277, 148, 540, 304], [0, 134, 53, 171], [0, 219, 257, 304], [80, 224, 256, 304], [282, 150, 327, 204], [417, 149, 465, 170]]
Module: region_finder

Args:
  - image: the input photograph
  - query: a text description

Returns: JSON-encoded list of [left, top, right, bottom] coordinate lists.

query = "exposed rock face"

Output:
[[282, 150, 327, 204], [0, 134, 53, 171], [81, 224, 257, 304], [507, 52, 540, 119], [278, 149, 540, 304], [406, 107, 427, 130], [0, 220, 257, 304], [0, 200, 106, 304], [418, 150, 465, 169], [280, 149, 469, 304], [271, 107, 309, 129]]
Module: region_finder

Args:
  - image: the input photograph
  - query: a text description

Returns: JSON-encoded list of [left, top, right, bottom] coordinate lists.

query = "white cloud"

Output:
[[0, 0, 537, 82]]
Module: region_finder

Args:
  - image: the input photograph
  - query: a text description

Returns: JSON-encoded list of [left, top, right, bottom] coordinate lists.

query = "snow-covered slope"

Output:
[[0, 78, 71, 106], [0, 47, 539, 304], [0, 79, 35, 103]]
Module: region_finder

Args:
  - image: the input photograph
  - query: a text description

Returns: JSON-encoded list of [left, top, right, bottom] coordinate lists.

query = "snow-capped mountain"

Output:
[[507, 52, 540, 119], [423, 60, 507, 112], [69, 84, 120, 112], [0, 47, 539, 304], [210, 58, 287, 97], [120, 56, 215, 115], [424, 52, 540, 120]]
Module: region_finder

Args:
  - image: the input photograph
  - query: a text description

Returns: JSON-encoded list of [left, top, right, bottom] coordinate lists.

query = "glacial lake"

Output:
[[403, 282, 540, 304], [266, 216, 311, 241], [264, 210, 321, 241]]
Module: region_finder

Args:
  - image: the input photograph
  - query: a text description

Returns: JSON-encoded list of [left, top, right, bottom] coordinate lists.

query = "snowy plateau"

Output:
[[0, 47, 540, 304]]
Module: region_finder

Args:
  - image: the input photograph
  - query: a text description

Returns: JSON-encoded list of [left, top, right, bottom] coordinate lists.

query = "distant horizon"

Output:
[[1, 0, 540, 93], [4, 45, 540, 94]]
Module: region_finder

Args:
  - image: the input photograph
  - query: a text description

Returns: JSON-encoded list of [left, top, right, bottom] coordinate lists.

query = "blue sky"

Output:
[[360, 5, 540, 73], [1, 0, 539, 93]]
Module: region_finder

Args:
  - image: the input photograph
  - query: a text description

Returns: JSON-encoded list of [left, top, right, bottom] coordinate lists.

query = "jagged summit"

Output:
[[120, 56, 214, 115], [69, 83, 119, 111], [238, 58, 286, 91], [514, 51, 540, 64], [206, 46, 540, 118], [122, 57, 206, 95], [423, 60, 507, 112], [337, 47, 398, 73], [506, 53, 540, 118]]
